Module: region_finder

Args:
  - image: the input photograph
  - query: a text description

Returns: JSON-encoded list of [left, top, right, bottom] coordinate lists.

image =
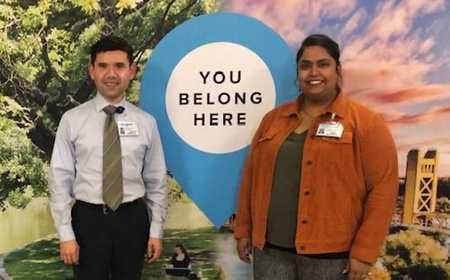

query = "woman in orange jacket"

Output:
[[234, 34, 398, 280]]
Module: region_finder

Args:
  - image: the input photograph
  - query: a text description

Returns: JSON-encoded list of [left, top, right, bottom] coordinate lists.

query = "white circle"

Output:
[[166, 42, 276, 154]]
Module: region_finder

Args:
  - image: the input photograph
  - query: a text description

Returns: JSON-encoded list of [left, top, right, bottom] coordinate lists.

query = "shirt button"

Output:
[[302, 220, 308, 224], [300, 246, 306, 250], [304, 191, 310, 196], [306, 160, 313, 165]]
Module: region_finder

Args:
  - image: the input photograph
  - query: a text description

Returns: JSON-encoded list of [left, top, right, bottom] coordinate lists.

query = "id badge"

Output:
[[117, 121, 139, 137], [316, 121, 344, 138]]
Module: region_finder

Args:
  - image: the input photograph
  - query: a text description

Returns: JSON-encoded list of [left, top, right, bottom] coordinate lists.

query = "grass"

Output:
[[3, 239, 71, 280], [4, 227, 223, 280]]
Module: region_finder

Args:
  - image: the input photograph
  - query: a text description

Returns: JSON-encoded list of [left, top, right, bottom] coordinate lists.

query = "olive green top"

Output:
[[266, 130, 307, 248]]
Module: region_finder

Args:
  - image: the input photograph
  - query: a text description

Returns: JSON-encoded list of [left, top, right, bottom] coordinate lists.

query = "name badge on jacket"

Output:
[[118, 121, 139, 137], [316, 121, 343, 138]]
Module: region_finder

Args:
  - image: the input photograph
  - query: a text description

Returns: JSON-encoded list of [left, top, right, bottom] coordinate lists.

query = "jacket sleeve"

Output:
[[234, 114, 269, 240], [350, 114, 399, 263]]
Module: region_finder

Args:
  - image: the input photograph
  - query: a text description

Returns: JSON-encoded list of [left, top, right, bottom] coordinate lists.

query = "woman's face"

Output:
[[174, 246, 182, 255], [297, 46, 340, 102]]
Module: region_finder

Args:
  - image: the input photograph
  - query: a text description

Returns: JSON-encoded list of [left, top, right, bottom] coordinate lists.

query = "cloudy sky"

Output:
[[222, 0, 450, 176]]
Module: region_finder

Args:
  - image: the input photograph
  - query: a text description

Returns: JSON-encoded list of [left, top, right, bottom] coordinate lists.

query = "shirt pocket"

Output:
[[257, 130, 276, 143], [319, 131, 355, 169], [252, 129, 279, 190], [319, 131, 361, 194], [255, 130, 280, 159], [120, 134, 147, 164]]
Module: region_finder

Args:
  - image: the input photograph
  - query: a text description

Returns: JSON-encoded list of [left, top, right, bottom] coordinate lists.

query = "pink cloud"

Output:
[[341, 8, 367, 36], [366, 0, 445, 41], [381, 105, 450, 125], [396, 136, 450, 152], [345, 84, 450, 107], [340, 0, 446, 102], [223, 0, 358, 44], [342, 61, 432, 99], [373, 85, 450, 104], [224, 0, 450, 109], [419, 37, 435, 54]]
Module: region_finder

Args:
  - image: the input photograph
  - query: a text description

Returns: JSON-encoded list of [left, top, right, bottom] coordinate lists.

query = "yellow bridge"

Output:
[[399, 149, 450, 233]]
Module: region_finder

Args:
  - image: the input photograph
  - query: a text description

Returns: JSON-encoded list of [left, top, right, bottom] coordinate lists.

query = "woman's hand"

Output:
[[343, 258, 372, 280], [236, 238, 252, 263]]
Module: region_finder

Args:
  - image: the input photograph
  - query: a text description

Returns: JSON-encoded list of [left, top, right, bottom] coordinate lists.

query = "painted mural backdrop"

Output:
[[223, 0, 450, 177], [0, 0, 449, 279]]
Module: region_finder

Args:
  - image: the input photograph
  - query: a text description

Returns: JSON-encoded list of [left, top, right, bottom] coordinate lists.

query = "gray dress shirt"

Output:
[[49, 94, 168, 241]]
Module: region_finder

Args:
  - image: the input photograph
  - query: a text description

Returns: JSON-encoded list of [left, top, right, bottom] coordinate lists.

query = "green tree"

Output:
[[0, 0, 220, 156], [0, 0, 220, 207], [167, 174, 188, 204], [381, 229, 450, 280], [0, 95, 47, 210]]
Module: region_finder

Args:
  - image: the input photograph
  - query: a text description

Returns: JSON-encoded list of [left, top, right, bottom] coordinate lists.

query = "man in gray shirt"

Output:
[[49, 36, 168, 279]]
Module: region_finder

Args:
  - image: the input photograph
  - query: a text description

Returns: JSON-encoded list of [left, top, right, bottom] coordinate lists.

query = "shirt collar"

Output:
[[281, 90, 349, 119], [94, 93, 128, 113]]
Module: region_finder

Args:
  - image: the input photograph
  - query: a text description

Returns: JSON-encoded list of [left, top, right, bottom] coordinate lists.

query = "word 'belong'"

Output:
[[179, 91, 262, 106]]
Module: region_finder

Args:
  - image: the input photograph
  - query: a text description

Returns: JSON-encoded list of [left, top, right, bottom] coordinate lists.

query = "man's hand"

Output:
[[147, 238, 162, 263], [60, 239, 79, 265], [343, 258, 372, 280], [236, 238, 252, 263]]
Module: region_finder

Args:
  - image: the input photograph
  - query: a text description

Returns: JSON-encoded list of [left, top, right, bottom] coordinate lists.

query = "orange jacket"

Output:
[[234, 92, 398, 263]]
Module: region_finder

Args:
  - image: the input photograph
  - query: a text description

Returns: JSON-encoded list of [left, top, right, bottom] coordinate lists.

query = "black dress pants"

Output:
[[71, 199, 150, 280]]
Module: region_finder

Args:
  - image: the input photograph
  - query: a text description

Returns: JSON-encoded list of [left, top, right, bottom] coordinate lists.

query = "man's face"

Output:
[[89, 50, 136, 104]]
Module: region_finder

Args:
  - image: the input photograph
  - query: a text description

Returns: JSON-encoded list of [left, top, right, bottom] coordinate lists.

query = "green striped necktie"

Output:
[[102, 105, 123, 211]]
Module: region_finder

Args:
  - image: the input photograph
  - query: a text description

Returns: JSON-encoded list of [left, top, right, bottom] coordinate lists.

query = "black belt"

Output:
[[265, 242, 349, 259], [75, 199, 142, 215]]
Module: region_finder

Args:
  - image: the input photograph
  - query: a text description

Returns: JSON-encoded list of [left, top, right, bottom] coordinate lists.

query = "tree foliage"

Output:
[[381, 229, 450, 280], [0, 95, 47, 210], [0, 0, 220, 154], [0, 0, 220, 207], [167, 175, 187, 205]]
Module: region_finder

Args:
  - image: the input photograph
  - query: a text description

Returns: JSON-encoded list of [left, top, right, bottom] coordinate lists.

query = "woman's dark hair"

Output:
[[175, 243, 188, 256], [296, 34, 341, 67], [171, 243, 191, 267], [90, 35, 133, 65]]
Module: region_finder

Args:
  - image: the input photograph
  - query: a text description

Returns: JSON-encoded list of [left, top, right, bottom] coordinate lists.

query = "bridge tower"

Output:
[[402, 149, 439, 226]]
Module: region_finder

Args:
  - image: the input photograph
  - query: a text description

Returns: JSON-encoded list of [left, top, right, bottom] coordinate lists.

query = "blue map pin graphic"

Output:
[[140, 12, 297, 227]]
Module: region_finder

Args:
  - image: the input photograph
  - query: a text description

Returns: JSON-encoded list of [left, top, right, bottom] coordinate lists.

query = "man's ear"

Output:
[[131, 62, 137, 78], [130, 62, 137, 79], [88, 63, 95, 80]]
